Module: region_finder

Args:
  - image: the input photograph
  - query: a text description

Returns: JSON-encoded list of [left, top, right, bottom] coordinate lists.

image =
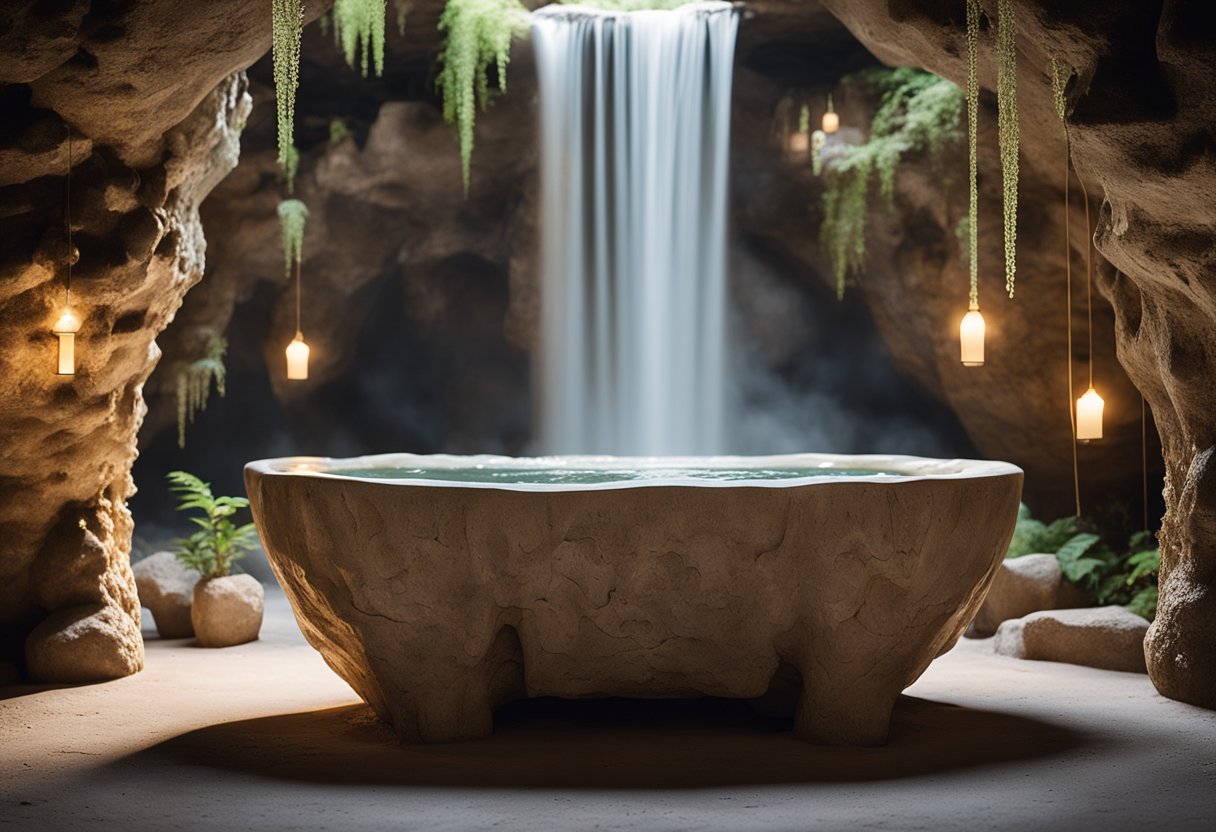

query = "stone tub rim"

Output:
[[245, 452, 1023, 493]]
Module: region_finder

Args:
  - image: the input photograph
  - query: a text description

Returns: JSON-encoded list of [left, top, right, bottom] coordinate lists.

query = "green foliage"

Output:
[[334, 0, 387, 78], [1007, 504, 1160, 620], [175, 333, 227, 449], [278, 198, 310, 279], [167, 471, 259, 579], [819, 67, 964, 299], [395, 0, 411, 36], [329, 118, 351, 145], [436, 0, 529, 191], [996, 0, 1019, 298], [965, 0, 979, 309], [272, 0, 304, 188]]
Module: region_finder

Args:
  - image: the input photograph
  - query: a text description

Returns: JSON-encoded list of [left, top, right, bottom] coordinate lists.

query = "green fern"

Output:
[[436, 0, 529, 191], [167, 471, 260, 579], [175, 333, 227, 448], [819, 67, 964, 299]]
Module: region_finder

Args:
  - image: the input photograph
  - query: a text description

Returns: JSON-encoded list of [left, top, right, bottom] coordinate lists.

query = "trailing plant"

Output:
[[819, 67, 964, 299], [278, 198, 310, 279], [395, 0, 411, 35], [329, 117, 351, 145], [1007, 504, 1160, 620], [333, 0, 387, 78], [272, 0, 305, 190], [436, 0, 529, 191], [996, 0, 1019, 297], [965, 0, 979, 311], [175, 333, 227, 448], [167, 471, 259, 579]]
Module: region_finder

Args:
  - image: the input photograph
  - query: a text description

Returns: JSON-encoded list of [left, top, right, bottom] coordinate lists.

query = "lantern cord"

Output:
[[294, 255, 302, 337], [65, 126, 72, 311], [1142, 393, 1149, 531], [1064, 130, 1081, 518], [1078, 171, 1094, 388]]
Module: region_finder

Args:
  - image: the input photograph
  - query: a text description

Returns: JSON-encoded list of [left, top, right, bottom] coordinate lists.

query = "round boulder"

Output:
[[191, 574, 264, 648], [133, 551, 199, 639], [993, 606, 1150, 673], [24, 603, 145, 682]]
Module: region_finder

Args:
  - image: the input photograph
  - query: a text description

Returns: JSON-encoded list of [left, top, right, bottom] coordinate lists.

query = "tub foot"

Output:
[[793, 670, 899, 747], [387, 675, 497, 744]]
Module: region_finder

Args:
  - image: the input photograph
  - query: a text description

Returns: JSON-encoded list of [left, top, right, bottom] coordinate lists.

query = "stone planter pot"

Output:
[[191, 574, 264, 648]]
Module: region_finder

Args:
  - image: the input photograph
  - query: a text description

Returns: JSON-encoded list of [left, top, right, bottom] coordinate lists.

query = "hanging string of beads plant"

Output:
[[272, 0, 305, 191], [996, 0, 1019, 297], [52, 127, 81, 375], [333, 0, 387, 77], [959, 0, 984, 366], [436, 0, 530, 191]]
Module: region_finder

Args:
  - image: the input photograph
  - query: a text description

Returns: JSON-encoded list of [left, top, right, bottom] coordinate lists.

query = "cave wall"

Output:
[[0, 0, 319, 679], [816, 0, 1216, 708]]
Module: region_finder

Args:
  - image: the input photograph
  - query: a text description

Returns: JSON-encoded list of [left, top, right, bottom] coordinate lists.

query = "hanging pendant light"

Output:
[[960, 307, 985, 366], [822, 93, 839, 134], [286, 331, 310, 380], [54, 127, 80, 376], [1076, 386, 1104, 441], [787, 103, 810, 157]]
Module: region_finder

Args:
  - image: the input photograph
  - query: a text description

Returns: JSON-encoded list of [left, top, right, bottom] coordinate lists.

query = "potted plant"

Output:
[[168, 471, 264, 648]]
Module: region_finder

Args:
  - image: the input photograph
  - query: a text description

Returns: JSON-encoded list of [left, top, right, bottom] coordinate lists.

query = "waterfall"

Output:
[[532, 2, 739, 456]]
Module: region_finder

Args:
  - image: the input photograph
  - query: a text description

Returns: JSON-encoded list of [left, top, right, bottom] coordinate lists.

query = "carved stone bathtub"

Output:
[[245, 453, 1022, 746]]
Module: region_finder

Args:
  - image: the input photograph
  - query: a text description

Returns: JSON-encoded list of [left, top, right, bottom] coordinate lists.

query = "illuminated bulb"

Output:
[[959, 308, 985, 367], [286, 333, 310, 380], [53, 309, 81, 375], [1076, 386, 1104, 441], [822, 109, 839, 134], [787, 130, 809, 155]]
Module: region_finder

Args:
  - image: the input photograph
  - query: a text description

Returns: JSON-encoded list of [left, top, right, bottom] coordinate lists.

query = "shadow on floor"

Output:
[[128, 694, 1089, 788]]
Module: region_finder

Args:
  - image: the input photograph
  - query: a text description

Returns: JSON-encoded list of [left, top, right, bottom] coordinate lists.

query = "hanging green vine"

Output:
[[176, 333, 228, 448], [395, 0, 411, 35], [278, 198, 310, 279], [272, 0, 304, 190], [997, 0, 1019, 297], [819, 67, 965, 299], [436, 0, 529, 191], [333, 0, 387, 78], [966, 0, 979, 310]]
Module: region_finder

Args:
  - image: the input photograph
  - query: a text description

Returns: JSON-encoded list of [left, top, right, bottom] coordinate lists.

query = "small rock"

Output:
[[994, 606, 1150, 673], [133, 551, 199, 639], [24, 604, 144, 682], [192, 574, 264, 648], [969, 554, 1063, 637]]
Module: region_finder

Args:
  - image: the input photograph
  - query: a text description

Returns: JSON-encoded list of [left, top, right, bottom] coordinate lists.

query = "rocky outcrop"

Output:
[[994, 606, 1150, 674], [0, 0, 275, 678], [817, 0, 1216, 713]]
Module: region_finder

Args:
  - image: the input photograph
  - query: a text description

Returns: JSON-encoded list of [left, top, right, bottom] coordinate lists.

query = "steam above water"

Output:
[[533, 3, 739, 455]]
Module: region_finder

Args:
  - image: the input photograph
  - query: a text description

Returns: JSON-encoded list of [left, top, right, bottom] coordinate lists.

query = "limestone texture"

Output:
[[192, 575, 264, 648], [247, 453, 1022, 746], [133, 552, 199, 639], [994, 606, 1150, 673], [968, 554, 1088, 638]]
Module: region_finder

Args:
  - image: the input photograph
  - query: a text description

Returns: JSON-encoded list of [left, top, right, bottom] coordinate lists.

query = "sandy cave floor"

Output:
[[2, 589, 1215, 832]]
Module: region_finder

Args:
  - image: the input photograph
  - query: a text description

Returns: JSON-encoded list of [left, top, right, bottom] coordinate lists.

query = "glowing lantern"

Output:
[[822, 94, 839, 134], [959, 308, 985, 367], [787, 130, 809, 155], [1076, 386, 1104, 441], [53, 308, 81, 375], [286, 333, 310, 380]]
